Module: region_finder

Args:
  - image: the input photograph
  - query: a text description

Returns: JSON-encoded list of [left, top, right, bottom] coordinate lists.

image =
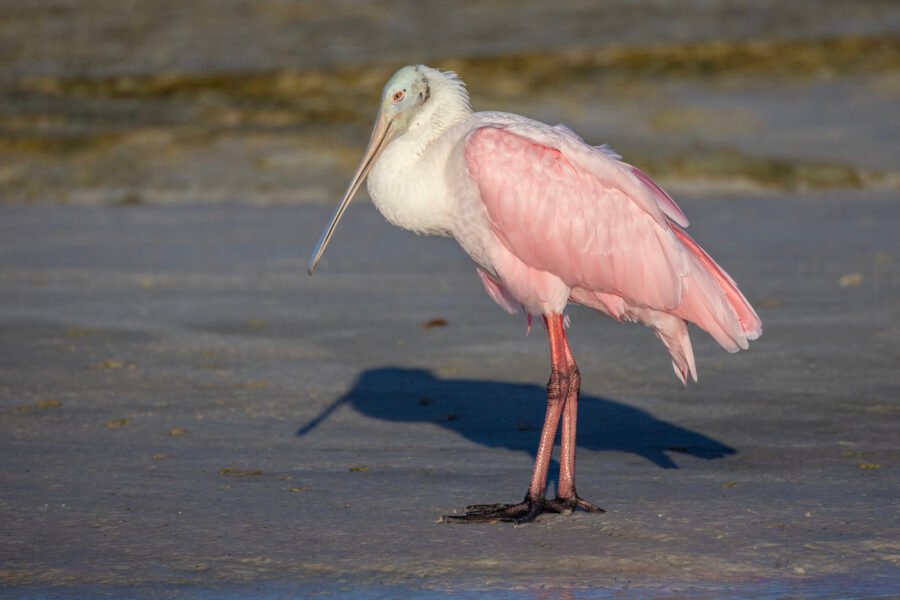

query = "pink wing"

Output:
[[466, 126, 688, 310], [465, 125, 761, 379]]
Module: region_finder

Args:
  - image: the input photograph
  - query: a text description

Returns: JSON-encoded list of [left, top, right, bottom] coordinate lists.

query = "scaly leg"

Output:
[[443, 314, 602, 524], [545, 338, 604, 514]]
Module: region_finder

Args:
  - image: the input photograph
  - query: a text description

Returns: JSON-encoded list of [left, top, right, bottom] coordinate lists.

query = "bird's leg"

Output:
[[545, 338, 605, 515], [443, 373, 565, 524], [443, 314, 584, 524]]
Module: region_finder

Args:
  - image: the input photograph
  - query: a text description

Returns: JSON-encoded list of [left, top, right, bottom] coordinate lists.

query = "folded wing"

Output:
[[464, 125, 761, 381]]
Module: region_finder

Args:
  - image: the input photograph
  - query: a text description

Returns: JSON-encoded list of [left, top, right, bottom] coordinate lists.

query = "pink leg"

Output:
[[443, 314, 603, 524], [525, 313, 569, 499], [548, 336, 604, 514]]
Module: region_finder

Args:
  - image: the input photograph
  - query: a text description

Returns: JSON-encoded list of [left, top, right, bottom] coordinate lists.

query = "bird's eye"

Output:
[[392, 90, 404, 102]]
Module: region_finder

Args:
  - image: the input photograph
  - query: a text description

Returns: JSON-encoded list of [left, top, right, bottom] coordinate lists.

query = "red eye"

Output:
[[392, 90, 404, 102]]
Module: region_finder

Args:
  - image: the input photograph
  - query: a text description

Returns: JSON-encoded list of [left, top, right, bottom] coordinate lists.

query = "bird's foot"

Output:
[[544, 494, 605, 514], [441, 493, 603, 524], [441, 497, 542, 524]]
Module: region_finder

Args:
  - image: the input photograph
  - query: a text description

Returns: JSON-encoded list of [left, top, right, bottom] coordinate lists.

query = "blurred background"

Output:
[[1, 0, 898, 206]]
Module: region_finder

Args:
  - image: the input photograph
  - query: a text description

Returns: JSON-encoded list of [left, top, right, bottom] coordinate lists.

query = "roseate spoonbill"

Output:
[[308, 65, 762, 524]]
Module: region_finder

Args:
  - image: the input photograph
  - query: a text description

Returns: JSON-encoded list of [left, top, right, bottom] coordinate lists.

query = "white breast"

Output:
[[367, 130, 459, 237], [367, 115, 522, 277]]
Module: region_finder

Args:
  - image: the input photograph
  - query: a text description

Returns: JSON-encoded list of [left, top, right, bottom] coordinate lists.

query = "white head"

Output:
[[308, 65, 470, 274]]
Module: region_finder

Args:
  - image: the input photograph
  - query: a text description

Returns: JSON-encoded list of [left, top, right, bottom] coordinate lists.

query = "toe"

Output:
[[441, 500, 528, 523], [546, 495, 605, 514], [574, 496, 606, 513], [465, 503, 511, 513]]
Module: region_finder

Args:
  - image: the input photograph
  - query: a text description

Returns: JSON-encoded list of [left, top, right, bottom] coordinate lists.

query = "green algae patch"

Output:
[[635, 149, 875, 191], [839, 273, 864, 288], [65, 327, 94, 338], [35, 399, 62, 409], [444, 34, 900, 93], [12, 34, 899, 113], [649, 106, 760, 135], [13, 399, 63, 414], [0, 132, 125, 157], [15, 69, 383, 129], [93, 359, 125, 370], [594, 35, 900, 78], [238, 380, 268, 390]]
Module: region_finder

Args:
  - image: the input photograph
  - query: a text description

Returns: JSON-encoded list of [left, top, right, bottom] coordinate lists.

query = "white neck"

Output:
[[366, 68, 473, 236]]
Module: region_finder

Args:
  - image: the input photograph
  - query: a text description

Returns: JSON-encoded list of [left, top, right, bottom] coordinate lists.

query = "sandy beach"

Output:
[[1, 191, 898, 596]]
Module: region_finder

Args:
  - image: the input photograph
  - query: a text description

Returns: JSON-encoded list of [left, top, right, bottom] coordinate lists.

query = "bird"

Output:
[[308, 65, 762, 524]]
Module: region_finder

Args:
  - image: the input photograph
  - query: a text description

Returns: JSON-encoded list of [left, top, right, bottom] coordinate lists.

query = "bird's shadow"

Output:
[[297, 367, 734, 469]]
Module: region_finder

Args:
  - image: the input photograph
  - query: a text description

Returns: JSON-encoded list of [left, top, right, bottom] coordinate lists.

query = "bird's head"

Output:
[[378, 65, 431, 131], [307, 65, 469, 274]]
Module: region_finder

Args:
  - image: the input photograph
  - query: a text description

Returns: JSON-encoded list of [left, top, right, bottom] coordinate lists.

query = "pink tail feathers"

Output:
[[650, 312, 698, 385], [671, 225, 762, 353], [567, 288, 700, 386]]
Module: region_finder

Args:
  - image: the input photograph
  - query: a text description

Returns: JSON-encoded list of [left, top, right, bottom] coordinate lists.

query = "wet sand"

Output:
[[1, 192, 898, 596], [1, 1, 899, 596]]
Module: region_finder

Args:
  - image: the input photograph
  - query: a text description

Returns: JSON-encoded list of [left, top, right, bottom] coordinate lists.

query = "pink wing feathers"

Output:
[[464, 125, 761, 383]]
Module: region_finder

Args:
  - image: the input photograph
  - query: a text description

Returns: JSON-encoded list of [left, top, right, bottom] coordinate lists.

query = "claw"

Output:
[[574, 496, 605, 513]]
